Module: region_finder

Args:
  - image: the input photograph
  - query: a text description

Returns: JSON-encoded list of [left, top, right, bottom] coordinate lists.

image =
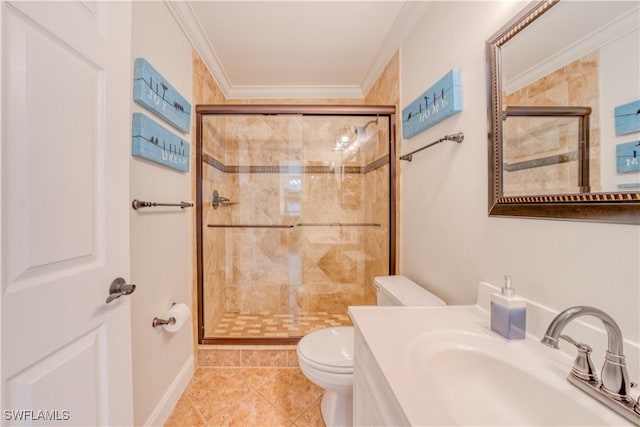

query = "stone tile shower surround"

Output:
[[200, 114, 390, 339], [503, 52, 601, 196], [192, 53, 227, 357]]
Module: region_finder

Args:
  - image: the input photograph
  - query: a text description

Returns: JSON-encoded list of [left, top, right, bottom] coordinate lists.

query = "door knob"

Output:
[[106, 277, 136, 304]]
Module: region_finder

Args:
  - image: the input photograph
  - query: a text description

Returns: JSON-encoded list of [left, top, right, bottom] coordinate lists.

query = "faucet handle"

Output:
[[560, 335, 599, 384]]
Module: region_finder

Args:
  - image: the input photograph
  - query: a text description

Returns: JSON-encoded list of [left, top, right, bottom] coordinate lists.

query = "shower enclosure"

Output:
[[196, 105, 395, 344]]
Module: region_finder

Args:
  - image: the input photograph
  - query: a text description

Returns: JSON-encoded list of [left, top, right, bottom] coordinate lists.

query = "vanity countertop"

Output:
[[348, 305, 631, 426]]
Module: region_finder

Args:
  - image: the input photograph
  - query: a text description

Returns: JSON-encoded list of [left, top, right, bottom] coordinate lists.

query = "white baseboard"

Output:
[[143, 355, 194, 427]]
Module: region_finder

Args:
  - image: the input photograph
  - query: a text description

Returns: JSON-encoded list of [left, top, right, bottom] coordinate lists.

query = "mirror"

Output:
[[487, 0, 640, 224]]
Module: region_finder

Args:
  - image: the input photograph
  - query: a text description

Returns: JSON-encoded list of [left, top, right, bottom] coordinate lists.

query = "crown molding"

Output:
[[166, 0, 428, 100], [505, 6, 640, 94], [226, 85, 364, 100], [360, 1, 431, 96], [165, 0, 232, 95]]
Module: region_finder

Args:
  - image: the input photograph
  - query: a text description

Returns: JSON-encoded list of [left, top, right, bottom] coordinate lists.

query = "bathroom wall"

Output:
[[400, 0, 639, 347], [599, 28, 640, 190], [130, 2, 194, 425], [504, 52, 601, 195]]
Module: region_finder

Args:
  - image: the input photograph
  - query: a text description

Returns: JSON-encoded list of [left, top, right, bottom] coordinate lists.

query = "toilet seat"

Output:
[[297, 326, 354, 374]]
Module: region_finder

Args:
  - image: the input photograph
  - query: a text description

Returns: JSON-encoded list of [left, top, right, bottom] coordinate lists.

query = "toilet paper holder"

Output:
[[152, 316, 176, 328], [152, 302, 176, 328]]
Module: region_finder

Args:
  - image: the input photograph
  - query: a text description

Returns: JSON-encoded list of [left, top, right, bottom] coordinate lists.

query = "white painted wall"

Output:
[[130, 2, 194, 425], [400, 0, 639, 355], [600, 28, 640, 190]]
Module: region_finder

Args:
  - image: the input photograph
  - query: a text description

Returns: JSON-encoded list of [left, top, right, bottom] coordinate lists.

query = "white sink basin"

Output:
[[349, 306, 631, 426], [407, 331, 622, 426]]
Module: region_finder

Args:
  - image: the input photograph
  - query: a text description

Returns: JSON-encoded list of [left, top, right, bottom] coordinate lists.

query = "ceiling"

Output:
[[167, 1, 431, 99], [502, 1, 640, 92]]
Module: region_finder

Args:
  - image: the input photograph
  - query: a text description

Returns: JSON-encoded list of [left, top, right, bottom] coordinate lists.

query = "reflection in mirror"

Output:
[[503, 106, 591, 197], [487, 0, 640, 223]]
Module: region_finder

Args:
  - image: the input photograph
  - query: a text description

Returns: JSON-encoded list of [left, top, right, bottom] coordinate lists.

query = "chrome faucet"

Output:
[[541, 306, 640, 424]]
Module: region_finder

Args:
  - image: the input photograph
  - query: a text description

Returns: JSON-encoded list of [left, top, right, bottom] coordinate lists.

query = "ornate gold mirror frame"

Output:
[[486, 0, 640, 224]]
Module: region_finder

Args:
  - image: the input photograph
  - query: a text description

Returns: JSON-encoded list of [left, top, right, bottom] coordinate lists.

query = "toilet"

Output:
[[296, 276, 446, 426]]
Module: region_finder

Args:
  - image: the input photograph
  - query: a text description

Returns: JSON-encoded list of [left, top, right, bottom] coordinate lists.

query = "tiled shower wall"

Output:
[[364, 51, 399, 285], [192, 54, 227, 346], [192, 49, 400, 341], [201, 115, 389, 337], [503, 51, 601, 195]]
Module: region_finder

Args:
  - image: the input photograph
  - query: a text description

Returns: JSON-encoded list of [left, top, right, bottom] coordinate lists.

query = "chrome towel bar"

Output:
[[132, 199, 193, 210], [399, 132, 464, 162]]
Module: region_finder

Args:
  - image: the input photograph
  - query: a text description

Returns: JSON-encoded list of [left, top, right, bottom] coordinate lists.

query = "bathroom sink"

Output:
[[406, 331, 621, 426], [349, 306, 631, 426]]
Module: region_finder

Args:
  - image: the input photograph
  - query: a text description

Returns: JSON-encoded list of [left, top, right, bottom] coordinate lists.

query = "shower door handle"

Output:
[[212, 190, 232, 209]]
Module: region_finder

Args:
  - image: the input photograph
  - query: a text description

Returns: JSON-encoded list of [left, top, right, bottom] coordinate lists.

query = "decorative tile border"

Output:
[[203, 153, 389, 175], [364, 154, 390, 173], [504, 151, 578, 172], [203, 153, 225, 172]]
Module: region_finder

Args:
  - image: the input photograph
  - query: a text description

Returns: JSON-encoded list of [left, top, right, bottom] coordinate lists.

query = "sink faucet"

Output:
[[541, 306, 640, 424]]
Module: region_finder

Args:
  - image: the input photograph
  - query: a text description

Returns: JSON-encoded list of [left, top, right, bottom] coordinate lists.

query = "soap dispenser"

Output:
[[490, 275, 526, 339]]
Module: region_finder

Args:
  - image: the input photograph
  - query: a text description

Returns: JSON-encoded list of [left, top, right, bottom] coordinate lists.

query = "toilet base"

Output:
[[320, 390, 353, 427]]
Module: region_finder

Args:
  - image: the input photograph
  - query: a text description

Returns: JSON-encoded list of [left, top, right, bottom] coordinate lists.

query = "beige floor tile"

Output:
[[164, 395, 205, 427], [257, 368, 323, 422], [207, 390, 291, 427], [166, 367, 327, 427], [291, 397, 325, 427], [186, 369, 253, 422], [235, 367, 281, 389], [286, 350, 299, 367]]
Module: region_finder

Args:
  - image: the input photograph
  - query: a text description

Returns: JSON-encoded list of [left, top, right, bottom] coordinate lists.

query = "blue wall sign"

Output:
[[616, 140, 640, 173], [402, 69, 462, 139], [614, 100, 640, 136], [133, 58, 191, 133], [132, 113, 190, 172]]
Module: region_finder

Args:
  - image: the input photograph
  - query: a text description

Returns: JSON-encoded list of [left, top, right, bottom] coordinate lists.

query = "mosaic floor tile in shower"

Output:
[[212, 311, 352, 338]]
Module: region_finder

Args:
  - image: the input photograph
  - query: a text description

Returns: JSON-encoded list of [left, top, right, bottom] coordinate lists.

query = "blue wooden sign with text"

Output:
[[132, 113, 190, 172], [616, 140, 640, 173], [614, 100, 640, 136], [133, 58, 191, 133], [402, 69, 462, 139]]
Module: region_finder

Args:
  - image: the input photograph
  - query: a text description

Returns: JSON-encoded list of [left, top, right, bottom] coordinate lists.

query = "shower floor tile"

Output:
[[211, 311, 352, 338]]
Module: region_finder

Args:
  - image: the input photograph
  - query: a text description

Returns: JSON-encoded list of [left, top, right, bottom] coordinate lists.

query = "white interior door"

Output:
[[1, 2, 134, 426]]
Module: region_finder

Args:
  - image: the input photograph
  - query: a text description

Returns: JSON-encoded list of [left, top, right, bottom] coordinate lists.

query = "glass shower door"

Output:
[[199, 109, 391, 343]]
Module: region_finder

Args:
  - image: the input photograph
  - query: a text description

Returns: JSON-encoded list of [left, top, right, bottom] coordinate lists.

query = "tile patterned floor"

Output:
[[211, 311, 352, 338], [165, 367, 327, 427]]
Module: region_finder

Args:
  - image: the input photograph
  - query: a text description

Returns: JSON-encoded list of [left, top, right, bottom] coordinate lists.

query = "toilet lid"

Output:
[[297, 326, 354, 369]]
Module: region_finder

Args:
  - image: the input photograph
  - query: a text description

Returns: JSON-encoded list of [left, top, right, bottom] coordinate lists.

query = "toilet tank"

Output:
[[374, 276, 446, 307]]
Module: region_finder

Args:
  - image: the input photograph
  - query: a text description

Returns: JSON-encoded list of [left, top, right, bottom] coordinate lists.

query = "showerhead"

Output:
[[333, 117, 379, 152], [356, 118, 379, 136]]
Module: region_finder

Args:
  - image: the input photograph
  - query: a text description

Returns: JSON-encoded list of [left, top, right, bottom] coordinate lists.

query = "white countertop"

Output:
[[348, 305, 631, 426]]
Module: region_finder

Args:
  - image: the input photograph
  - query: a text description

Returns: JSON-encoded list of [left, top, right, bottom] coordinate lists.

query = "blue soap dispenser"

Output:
[[490, 275, 526, 339]]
